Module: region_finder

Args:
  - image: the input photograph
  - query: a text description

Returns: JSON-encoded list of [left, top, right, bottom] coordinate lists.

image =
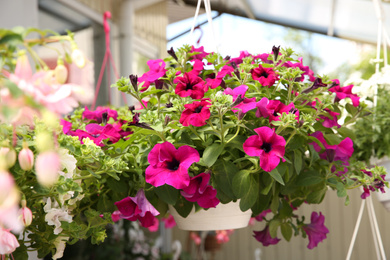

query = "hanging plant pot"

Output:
[[372, 157, 390, 211], [169, 200, 252, 231]]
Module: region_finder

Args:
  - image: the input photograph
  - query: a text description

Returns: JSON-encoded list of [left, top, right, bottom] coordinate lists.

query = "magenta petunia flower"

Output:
[[180, 172, 220, 208], [319, 109, 340, 128], [206, 65, 234, 89], [189, 46, 210, 61], [251, 65, 279, 87], [256, 98, 299, 123], [190, 59, 204, 75], [310, 131, 353, 163], [138, 59, 167, 92], [72, 123, 121, 146], [224, 85, 257, 113], [146, 142, 200, 189], [82, 106, 118, 123], [60, 119, 73, 135], [229, 50, 251, 65], [243, 126, 286, 172], [253, 226, 280, 246], [329, 80, 360, 107], [174, 72, 206, 99], [254, 209, 272, 222], [283, 58, 316, 82], [162, 215, 176, 228], [302, 212, 329, 249], [180, 99, 211, 127], [114, 189, 160, 228]]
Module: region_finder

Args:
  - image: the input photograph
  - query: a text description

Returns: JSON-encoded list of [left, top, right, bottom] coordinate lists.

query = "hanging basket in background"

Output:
[[169, 200, 252, 231]]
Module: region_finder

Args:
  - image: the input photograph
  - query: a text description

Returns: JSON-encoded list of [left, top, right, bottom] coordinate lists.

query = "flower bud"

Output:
[[55, 64, 68, 84], [0, 228, 20, 254], [0, 147, 17, 168], [0, 171, 20, 209], [19, 204, 33, 227], [35, 151, 61, 187], [18, 146, 34, 171], [71, 49, 86, 68]]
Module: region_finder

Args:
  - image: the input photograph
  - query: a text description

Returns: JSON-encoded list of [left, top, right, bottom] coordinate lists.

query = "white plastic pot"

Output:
[[169, 200, 252, 231]]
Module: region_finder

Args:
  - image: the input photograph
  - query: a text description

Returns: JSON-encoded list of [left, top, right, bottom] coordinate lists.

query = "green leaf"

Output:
[[13, 242, 28, 260], [106, 178, 128, 193], [337, 127, 356, 140], [269, 219, 281, 238], [203, 143, 224, 167], [306, 187, 327, 204], [0, 32, 23, 45], [293, 150, 303, 175], [270, 195, 279, 213], [296, 170, 323, 186], [269, 168, 285, 185], [97, 194, 116, 212], [309, 145, 320, 166], [345, 103, 358, 116], [212, 160, 238, 200], [324, 134, 342, 145], [336, 182, 347, 197], [173, 197, 194, 218], [154, 185, 179, 205], [281, 223, 293, 241], [232, 170, 251, 197], [238, 174, 259, 211], [251, 193, 272, 215]]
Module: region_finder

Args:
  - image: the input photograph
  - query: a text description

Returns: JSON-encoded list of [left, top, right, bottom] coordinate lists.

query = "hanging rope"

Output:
[[189, 0, 219, 54], [91, 11, 128, 110]]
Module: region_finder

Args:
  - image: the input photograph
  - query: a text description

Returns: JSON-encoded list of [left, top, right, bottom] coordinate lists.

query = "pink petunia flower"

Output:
[[72, 123, 121, 146], [320, 109, 340, 128], [253, 226, 280, 246], [302, 212, 329, 249], [189, 46, 210, 61], [224, 85, 257, 113], [243, 126, 286, 172], [138, 59, 167, 92], [310, 131, 353, 164], [228, 50, 251, 65], [146, 142, 200, 189], [162, 215, 176, 228], [180, 172, 220, 208], [256, 98, 299, 123], [206, 65, 234, 89], [174, 72, 206, 99], [0, 228, 19, 255], [147, 217, 160, 232], [254, 209, 272, 222], [114, 189, 160, 228], [283, 58, 316, 82], [251, 65, 279, 87], [329, 80, 360, 107], [82, 106, 118, 123], [180, 99, 211, 127]]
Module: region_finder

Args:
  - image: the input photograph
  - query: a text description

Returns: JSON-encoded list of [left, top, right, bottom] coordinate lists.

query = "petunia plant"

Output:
[[80, 44, 385, 249]]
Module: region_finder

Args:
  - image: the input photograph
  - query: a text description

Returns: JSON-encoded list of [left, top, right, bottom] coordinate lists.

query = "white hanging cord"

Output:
[[189, 0, 219, 54], [367, 196, 387, 260], [203, 0, 219, 54], [189, 0, 202, 42], [346, 199, 366, 260]]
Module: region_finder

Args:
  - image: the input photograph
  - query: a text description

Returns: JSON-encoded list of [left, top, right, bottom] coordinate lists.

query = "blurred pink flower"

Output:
[[18, 146, 34, 171], [253, 226, 280, 246], [0, 228, 19, 255], [35, 151, 61, 187], [303, 212, 329, 249]]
